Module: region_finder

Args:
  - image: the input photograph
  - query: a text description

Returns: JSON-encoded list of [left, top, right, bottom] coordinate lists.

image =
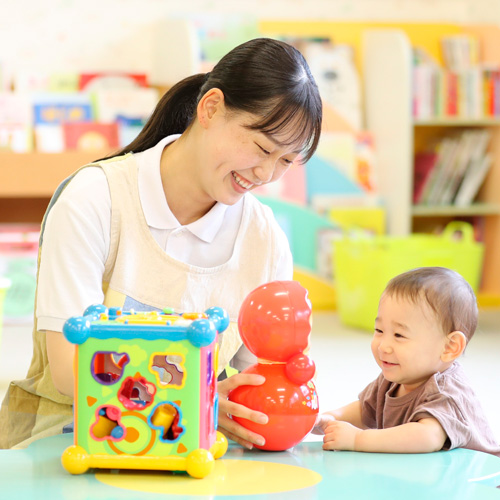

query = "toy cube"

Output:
[[61, 304, 229, 478]]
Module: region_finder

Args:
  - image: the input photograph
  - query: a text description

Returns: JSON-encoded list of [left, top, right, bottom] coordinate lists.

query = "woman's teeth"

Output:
[[232, 171, 254, 190]]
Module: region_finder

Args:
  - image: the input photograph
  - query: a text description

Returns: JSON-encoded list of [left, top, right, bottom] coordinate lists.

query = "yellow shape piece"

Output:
[[150, 404, 176, 431]]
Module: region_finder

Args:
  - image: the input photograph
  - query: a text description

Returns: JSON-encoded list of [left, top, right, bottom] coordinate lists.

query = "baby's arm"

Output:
[[313, 400, 364, 434], [323, 417, 447, 453]]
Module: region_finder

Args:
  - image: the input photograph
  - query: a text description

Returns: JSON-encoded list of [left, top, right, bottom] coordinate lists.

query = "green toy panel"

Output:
[[76, 337, 201, 457]]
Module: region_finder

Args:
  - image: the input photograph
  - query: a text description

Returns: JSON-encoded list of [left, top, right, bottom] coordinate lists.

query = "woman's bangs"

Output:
[[248, 97, 321, 163]]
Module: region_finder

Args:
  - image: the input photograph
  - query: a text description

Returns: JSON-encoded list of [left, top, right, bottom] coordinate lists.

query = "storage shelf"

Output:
[[0, 151, 111, 198], [414, 118, 500, 127], [412, 203, 500, 217]]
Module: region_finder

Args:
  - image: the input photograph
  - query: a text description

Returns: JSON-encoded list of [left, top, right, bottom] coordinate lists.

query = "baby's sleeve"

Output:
[[358, 375, 385, 429], [409, 394, 472, 450]]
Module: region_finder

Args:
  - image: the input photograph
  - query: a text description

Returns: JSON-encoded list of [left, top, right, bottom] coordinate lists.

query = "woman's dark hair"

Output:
[[105, 38, 322, 163]]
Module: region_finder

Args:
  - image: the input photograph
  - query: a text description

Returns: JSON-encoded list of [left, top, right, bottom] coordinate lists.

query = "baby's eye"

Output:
[[374, 328, 383, 335], [394, 333, 405, 339]]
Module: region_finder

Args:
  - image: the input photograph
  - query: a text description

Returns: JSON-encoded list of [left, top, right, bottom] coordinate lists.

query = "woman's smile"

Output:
[[231, 171, 258, 191]]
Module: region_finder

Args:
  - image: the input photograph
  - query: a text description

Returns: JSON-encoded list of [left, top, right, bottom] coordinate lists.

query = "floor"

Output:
[[1, 309, 500, 441]]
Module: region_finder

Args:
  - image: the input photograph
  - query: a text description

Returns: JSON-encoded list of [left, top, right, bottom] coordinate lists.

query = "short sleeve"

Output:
[[358, 375, 385, 429], [409, 394, 472, 450], [36, 167, 111, 332]]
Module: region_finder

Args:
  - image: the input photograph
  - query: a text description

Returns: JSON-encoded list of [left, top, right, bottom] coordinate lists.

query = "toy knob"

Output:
[[205, 307, 229, 333], [187, 319, 216, 347], [83, 304, 108, 319], [285, 353, 316, 385], [63, 316, 91, 345]]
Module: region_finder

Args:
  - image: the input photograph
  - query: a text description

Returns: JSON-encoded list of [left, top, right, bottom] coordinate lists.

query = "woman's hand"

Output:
[[217, 373, 269, 449]]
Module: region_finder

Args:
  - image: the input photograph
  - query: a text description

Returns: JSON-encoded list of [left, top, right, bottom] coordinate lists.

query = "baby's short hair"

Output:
[[383, 267, 478, 341]]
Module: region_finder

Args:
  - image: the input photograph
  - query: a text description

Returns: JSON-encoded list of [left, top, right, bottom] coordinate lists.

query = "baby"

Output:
[[315, 267, 500, 456]]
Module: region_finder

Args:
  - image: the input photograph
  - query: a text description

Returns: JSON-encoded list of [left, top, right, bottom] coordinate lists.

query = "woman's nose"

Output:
[[254, 159, 275, 183]]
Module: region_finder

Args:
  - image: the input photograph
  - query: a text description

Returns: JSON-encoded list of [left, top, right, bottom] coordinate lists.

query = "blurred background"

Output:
[[1, 0, 500, 437]]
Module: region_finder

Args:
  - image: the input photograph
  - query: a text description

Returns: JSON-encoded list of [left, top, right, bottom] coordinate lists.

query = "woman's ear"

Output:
[[197, 88, 225, 128], [441, 331, 467, 363]]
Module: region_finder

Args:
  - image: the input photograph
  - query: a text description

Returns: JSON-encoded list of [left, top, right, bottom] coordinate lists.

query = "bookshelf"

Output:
[[363, 28, 500, 297], [0, 151, 109, 222]]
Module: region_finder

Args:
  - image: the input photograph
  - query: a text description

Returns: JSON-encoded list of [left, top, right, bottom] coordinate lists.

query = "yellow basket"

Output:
[[333, 222, 484, 331]]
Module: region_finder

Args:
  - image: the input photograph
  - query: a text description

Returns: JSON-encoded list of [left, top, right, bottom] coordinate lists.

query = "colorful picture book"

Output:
[[63, 122, 119, 151]]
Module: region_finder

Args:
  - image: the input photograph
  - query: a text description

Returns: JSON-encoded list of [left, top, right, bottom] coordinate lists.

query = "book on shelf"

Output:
[[454, 153, 493, 207], [413, 151, 439, 204], [413, 129, 491, 206], [413, 36, 500, 120]]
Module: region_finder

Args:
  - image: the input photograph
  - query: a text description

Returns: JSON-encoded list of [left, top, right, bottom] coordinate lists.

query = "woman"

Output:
[[0, 37, 322, 449]]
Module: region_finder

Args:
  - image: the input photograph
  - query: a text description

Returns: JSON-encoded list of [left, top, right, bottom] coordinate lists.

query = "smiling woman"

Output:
[[0, 38, 323, 451]]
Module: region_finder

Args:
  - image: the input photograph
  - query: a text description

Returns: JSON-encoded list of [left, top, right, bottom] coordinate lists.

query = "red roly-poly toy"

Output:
[[228, 281, 319, 451]]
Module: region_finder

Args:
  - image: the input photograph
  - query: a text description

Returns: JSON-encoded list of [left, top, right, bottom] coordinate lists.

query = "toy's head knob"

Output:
[[238, 281, 312, 361], [285, 353, 316, 385]]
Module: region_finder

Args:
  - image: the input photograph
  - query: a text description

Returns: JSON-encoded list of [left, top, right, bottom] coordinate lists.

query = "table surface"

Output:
[[1, 433, 500, 499]]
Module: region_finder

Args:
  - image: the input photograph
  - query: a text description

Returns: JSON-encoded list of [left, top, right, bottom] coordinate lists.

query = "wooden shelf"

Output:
[[0, 151, 110, 198], [412, 203, 500, 217], [414, 118, 500, 127], [0, 151, 111, 223]]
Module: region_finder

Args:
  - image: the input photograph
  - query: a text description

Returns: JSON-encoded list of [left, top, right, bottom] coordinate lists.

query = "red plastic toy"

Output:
[[228, 281, 319, 451]]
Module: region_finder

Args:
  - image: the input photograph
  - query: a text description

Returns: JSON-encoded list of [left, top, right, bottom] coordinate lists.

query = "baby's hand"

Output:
[[312, 413, 336, 435], [322, 420, 362, 451]]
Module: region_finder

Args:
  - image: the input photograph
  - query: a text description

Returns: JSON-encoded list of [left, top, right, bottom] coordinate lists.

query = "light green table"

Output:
[[1, 433, 500, 499]]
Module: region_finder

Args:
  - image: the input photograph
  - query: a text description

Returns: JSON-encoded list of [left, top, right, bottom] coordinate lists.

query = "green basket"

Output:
[[333, 222, 484, 331]]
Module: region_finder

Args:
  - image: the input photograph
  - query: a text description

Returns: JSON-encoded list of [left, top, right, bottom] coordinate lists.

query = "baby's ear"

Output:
[[441, 331, 467, 362]]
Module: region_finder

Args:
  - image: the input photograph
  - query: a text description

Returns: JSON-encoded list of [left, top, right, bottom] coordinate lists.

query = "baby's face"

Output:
[[371, 294, 449, 394]]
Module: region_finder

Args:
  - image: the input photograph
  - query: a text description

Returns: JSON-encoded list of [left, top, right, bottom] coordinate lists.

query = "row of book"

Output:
[[413, 129, 492, 207], [413, 64, 500, 120], [0, 72, 158, 152]]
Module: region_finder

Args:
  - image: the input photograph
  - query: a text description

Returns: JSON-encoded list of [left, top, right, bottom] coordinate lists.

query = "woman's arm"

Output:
[[323, 417, 447, 453], [46, 330, 75, 398]]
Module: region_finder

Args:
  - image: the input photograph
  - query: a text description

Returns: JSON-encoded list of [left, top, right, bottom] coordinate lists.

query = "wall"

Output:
[[1, 0, 500, 81]]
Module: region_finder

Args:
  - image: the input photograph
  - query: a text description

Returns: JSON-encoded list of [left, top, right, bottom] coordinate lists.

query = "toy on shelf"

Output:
[[228, 281, 319, 451], [61, 305, 229, 479]]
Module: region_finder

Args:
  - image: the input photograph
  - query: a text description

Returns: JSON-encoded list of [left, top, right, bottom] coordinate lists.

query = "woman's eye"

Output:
[[257, 144, 270, 155], [282, 158, 293, 166]]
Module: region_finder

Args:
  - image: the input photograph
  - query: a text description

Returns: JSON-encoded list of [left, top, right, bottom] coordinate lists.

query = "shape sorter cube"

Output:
[[61, 304, 229, 478]]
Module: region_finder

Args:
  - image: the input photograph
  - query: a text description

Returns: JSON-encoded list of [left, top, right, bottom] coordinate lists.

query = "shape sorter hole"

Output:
[[118, 375, 156, 410], [90, 405, 126, 441], [151, 354, 185, 387], [149, 403, 184, 442], [92, 352, 130, 385]]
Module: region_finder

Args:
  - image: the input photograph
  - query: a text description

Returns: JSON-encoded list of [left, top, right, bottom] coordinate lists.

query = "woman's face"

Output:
[[198, 101, 303, 206]]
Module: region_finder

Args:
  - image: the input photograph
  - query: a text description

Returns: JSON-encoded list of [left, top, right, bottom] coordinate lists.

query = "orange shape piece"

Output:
[[177, 443, 187, 454], [87, 396, 97, 407], [173, 400, 181, 406]]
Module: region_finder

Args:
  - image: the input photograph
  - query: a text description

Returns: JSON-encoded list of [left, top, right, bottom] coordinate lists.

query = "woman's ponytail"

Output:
[[100, 73, 206, 159]]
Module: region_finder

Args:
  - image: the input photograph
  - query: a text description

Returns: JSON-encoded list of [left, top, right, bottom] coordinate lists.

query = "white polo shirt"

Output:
[[36, 135, 292, 333]]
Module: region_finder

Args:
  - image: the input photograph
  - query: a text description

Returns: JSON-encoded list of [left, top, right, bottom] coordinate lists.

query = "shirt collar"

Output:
[[137, 134, 229, 243]]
